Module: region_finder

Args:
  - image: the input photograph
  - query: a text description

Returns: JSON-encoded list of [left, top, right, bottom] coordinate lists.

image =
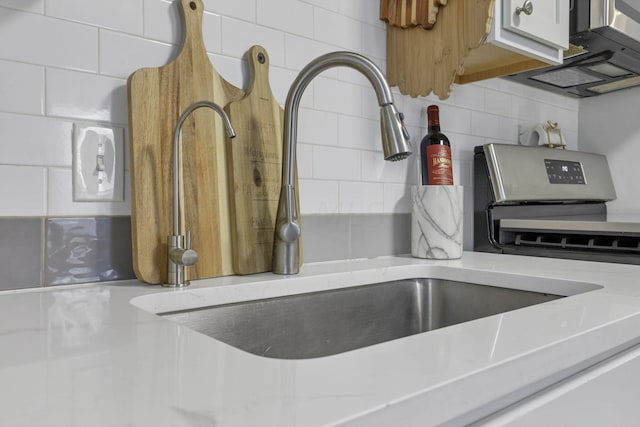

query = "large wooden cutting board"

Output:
[[225, 45, 301, 274], [127, 0, 244, 284]]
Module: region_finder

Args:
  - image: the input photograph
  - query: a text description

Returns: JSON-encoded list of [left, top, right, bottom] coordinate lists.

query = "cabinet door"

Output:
[[476, 344, 640, 426], [503, 0, 568, 49]]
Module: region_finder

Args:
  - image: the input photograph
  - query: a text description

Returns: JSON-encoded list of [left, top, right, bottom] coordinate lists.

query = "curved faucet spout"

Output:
[[272, 51, 411, 275], [166, 100, 236, 287], [173, 101, 236, 236]]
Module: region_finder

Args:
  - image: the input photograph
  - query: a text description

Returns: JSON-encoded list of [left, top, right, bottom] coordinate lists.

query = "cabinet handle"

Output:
[[515, 0, 533, 16]]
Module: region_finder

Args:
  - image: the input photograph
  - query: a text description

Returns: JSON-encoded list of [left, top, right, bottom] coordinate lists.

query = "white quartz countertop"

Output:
[[3, 252, 640, 426]]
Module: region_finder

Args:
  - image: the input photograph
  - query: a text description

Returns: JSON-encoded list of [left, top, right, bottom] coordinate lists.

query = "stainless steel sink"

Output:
[[160, 278, 563, 359]]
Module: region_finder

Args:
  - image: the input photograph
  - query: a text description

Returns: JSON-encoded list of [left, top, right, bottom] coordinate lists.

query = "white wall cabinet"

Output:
[[490, 0, 569, 64], [477, 344, 640, 426], [503, 0, 569, 50]]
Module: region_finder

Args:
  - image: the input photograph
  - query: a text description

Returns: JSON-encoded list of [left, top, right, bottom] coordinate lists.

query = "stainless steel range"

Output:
[[474, 143, 640, 264]]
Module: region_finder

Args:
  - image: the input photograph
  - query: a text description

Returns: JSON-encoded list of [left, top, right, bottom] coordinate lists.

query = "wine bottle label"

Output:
[[426, 145, 453, 185]]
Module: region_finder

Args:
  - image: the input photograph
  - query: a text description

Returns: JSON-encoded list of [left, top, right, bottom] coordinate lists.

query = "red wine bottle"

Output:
[[420, 105, 453, 185]]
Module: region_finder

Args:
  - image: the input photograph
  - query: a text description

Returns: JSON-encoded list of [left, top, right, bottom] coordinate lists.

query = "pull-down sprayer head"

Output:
[[380, 103, 411, 161]]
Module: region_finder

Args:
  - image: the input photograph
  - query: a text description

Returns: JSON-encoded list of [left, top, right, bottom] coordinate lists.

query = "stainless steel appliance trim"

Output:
[[591, 0, 640, 42], [482, 144, 616, 203], [500, 218, 640, 234]]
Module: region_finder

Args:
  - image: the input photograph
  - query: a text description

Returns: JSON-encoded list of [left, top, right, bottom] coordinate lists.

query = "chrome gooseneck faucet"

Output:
[[166, 101, 236, 287], [272, 51, 412, 275]]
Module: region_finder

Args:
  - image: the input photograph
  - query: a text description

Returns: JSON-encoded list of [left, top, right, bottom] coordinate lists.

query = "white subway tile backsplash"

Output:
[[552, 106, 579, 132], [338, 67, 372, 88], [303, 0, 338, 11], [498, 116, 519, 142], [360, 151, 408, 183], [0, 60, 44, 115], [450, 83, 485, 111], [313, 8, 362, 51], [143, 0, 179, 44], [201, 11, 223, 54], [257, 0, 313, 38], [401, 97, 427, 128], [458, 159, 474, 187], [362, 23, 386, 60], [500, 78, 579, 111], [0, 113, 72, 167], [447, 132, 484, 160], [471, 111, 501, 139], [143, 1, 222, 53], [207, 53, 245, 91], [338, 115, 381, 151], [0, 166, 46, 216], [0, 0, 43, 13], [484, 89, 513, 117], [314, 77, 362, 116], [284, 34, 337, 74], [299, 179, 339, 214], [0, 9, 98, 72], [339, 0, 384, 28], [206, 0, 257, 22], [100, 30, 173, 78], [338, 0, 385, 28], [361, 87, 382, 121], [339, 181, 383, 213], [563, 129, 578, 150], [221, 18, 285, 66], [268, 65, 315, 107], [439, 105, 472, 135], [298, 108, 338, 146], [383, 183, 411, 213], [46, 69, 127, 124], [47, 168, 131, 216], [511, 96, 543, 122], [297, 143, 313, 179], [47, 0, 143, 35], [313, 146, 360, 180]]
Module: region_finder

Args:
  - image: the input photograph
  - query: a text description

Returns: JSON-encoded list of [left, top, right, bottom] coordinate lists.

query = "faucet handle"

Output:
[[277, 221, 301, 243], [168, 234, 199, 266], [169, 248, 198, 266]]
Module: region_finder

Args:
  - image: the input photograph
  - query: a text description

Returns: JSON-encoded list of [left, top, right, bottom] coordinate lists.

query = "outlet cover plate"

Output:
[[73, 124, 125, 202]]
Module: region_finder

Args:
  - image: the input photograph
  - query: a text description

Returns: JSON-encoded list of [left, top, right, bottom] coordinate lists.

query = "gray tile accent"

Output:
[[0, 213, 407, 290], [301, 215, 350, 262], [0, 218, 43, 290], [301, 213, 411, 263], [350, 213, 411, 259], [45, 216, 135, 286]]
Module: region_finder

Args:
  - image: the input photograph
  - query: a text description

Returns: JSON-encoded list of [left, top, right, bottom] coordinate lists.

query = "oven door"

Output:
[[496, 217, 640, 264]]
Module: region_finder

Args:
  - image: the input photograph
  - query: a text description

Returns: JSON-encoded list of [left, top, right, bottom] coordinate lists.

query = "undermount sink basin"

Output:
[[159, 278, 563, 359]]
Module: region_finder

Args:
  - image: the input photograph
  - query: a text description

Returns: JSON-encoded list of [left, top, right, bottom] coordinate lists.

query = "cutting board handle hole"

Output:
[[257, 53, 266, 64], [189, 1, 197, 10]]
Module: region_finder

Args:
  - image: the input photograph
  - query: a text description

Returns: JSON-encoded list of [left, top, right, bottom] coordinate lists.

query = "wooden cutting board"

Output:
[[385, 0, 494, 98], [225, 45, 301, 274], [127, 0, 244, 284], [380, 0, 448, 29]]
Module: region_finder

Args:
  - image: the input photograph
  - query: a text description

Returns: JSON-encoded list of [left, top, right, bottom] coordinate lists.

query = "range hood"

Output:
[[505, 0, 640, 97]]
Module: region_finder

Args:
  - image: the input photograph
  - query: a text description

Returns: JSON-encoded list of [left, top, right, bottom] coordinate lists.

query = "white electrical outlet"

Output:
[[73, 124, 125, 202]]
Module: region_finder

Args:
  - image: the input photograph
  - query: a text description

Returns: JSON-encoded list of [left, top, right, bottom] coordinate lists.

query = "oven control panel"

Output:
[[479, 143, 616, 203], [544, 159, 585, 184]]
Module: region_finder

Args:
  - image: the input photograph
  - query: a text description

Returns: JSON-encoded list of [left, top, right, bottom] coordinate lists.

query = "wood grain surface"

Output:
[[225, 46, 302, 275], [385, 0, 494, 99], [127, 0, 244, 284], [380, 0, 447, 29]]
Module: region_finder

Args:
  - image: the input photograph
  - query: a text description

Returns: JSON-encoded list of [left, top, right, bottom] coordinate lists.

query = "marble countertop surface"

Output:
[[3, 252, 640, 426]]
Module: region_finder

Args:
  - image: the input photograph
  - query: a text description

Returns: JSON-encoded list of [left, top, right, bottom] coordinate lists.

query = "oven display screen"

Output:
[[544, 159, 585, 184]]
